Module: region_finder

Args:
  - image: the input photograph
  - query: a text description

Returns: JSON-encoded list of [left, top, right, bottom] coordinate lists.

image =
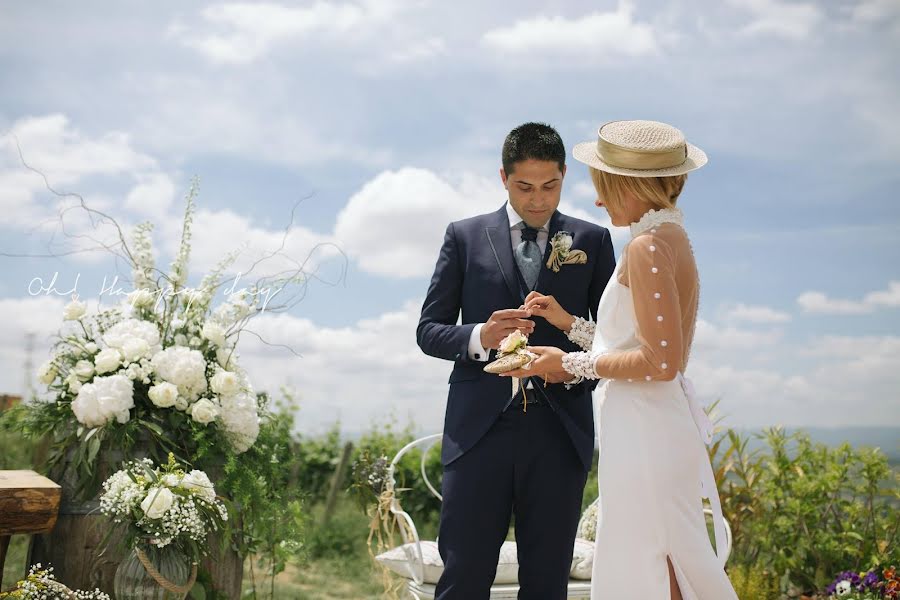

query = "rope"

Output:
[[135, 548, 198, 595]]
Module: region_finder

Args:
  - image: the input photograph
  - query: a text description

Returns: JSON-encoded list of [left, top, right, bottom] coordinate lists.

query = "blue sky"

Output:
[[1, 0, 898, 434]]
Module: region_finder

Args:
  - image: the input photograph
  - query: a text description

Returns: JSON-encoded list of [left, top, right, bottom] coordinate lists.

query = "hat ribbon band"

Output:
[[597, 138, 688, 170]]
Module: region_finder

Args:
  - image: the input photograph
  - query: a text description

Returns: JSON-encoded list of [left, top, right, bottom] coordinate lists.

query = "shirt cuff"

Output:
[[468, 323, 489, 362]]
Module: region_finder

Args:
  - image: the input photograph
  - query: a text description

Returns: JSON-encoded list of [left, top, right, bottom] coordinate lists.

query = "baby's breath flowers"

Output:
[[100, 454, 228, 559], [0, 564, 110, 599]]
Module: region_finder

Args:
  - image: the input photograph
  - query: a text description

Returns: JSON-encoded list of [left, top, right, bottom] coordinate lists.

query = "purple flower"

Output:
[[859, 569, 881, 591], [827, 571, 862, 594]]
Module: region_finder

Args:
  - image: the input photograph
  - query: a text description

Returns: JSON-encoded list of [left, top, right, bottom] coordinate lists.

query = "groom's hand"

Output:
[[524, 292, 575, 332], [480, 308, 535, 349]]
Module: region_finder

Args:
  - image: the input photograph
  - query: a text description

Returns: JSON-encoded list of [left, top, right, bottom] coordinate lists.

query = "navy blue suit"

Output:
[[417, 203, 615, 599]]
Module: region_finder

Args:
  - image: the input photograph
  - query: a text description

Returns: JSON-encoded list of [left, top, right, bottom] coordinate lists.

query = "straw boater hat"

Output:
[[573, 120, 707, 178]]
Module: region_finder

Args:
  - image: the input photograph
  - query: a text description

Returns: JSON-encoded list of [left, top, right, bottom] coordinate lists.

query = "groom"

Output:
[[417, 122, 616, 599]]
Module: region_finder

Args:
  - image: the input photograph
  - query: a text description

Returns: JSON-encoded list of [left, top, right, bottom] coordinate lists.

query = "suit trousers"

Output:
[[435, 397, 589, 599]]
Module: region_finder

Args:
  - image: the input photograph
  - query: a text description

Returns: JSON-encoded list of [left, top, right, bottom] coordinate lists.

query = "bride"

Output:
[[502, 120, 738, 599]]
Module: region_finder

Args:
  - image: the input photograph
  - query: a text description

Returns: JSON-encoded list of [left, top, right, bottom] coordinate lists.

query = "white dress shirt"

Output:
[[467, 203, 550, 361]]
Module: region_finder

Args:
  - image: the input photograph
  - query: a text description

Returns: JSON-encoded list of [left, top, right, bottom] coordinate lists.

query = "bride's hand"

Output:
[[500, 346, 566, 379], [523, 292, 575, 332]]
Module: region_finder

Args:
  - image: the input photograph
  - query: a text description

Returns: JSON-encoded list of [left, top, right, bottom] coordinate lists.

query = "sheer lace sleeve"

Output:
[[566, 316, 595, 351], [594, 232, 683, 382]]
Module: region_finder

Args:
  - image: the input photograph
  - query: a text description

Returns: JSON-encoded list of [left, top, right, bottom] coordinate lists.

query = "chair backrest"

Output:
[[386, 433, 443, 501]]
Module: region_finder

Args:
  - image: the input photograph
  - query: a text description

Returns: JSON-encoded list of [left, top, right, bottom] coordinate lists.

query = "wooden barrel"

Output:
[[29, 448, 244, 599]]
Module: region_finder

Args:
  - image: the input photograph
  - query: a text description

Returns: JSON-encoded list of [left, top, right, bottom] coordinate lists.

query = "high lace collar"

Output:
[[629, 207, 684, 237]]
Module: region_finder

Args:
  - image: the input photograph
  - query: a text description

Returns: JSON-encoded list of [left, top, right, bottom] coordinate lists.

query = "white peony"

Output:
[[63, 298, 87, 320], [103, 319, 161, 354], [127, 288, 156, 309], [71, 374, 135, 427], [210, 369, 239, 396], [150, 346, 208, 401], [148, 382, 179, 408], [140, 487, 175, 519], [37, 361, 57, 384], [182, 470, 216, 503], [73, 360, 95, 380], [219, 391, 260, 453], [120, 337, 151, 362], [94, 348, 122, 374], [190, 398, 219, 424], [200, 322, 227, 347]]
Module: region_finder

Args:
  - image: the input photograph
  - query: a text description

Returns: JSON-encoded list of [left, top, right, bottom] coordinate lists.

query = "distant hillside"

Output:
[[737, 426, 900, 464]]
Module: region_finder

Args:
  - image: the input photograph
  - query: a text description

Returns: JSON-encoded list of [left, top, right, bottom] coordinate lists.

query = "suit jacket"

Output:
[[417, 203, 616, 470]]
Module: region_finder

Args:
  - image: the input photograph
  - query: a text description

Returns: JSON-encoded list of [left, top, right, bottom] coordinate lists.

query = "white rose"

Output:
[[182, 470, 216, 502], [127, 289, 156, 308], [201, 322, 227, 347], [94, 348, 122, 374], [120, 338, 151, 362], [63, 298, 87, 321], [498, 330, 527, 355], [216, 347, 235, 369], [74, 360, 95, 380], [210, 370, 239, 396], [148, 382, 179, 408], [556, 233, 573, 253], [65, 372, 82, 393], [162, 474, 181, 488], [190, 398, 219, 424], [140, 487, 175, 519], [174, 396, 188, 411], [37, 361, 57, 384], [84, 342, 99, 354]]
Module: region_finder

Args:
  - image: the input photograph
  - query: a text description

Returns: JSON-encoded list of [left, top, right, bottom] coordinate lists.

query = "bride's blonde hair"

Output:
[[590, 167, 687, 213]]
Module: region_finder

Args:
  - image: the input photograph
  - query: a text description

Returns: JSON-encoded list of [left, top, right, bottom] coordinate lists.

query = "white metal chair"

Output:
[[384, 433, 731, 599]]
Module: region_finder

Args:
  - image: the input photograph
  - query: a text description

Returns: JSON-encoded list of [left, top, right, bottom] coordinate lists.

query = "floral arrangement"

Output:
[[0, 564, 110, 599], [99, 454, 228, 558], [15, 182, 314, 497], [546, 230, 587, 272], [823, 567, 898, 599]]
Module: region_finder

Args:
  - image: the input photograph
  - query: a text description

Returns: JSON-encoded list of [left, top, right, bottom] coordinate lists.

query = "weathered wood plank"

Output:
[[0, 470, 61, 535]]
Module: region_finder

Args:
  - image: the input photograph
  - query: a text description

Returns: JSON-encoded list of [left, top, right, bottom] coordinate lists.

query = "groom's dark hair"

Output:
[[502, 122, 566, 175]]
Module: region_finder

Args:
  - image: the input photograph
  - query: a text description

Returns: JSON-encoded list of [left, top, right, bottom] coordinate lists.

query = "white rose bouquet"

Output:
[[100, 454, 228, 558]]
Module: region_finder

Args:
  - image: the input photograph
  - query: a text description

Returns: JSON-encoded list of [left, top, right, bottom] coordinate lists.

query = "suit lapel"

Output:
[[534, 210, 563, 296], [485, 205, 523, 303]]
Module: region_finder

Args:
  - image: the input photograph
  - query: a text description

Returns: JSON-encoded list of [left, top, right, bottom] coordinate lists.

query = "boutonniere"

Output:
[[546, 231, 588, 272]]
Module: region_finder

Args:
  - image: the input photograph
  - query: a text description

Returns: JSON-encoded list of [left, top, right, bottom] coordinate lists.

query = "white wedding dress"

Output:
[[563, 208, 737, 599]]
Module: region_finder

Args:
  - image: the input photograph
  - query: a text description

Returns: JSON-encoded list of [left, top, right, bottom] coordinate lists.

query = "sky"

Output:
[[1, 0, 898, 436]]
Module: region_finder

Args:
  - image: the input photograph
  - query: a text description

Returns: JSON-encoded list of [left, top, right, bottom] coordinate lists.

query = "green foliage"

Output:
[[716, 427, 900, 595], [728, 564, 781, 600], [0, 406, 36, 469], [219, 391, 305, 598]]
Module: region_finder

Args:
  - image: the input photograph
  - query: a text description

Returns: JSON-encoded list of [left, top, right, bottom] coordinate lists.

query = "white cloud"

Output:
[[481, 3, 663, 59], [721, 303, 792, 324], [850, 0, 900, 23], [234, 298, 450, 433], [175, 0, 402, 65], [334, 168, 502, 278], [726, 0, 824, 40], [125, 173, 177, 221], [797, 281, 900, 315]]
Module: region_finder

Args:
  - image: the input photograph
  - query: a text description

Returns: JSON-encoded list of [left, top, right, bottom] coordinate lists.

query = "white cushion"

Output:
[[375, 538, 595, 584], [570, 538, 594, 580]]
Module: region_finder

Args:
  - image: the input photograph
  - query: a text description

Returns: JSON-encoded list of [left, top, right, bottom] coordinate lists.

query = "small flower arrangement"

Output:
[[0, 564, 110, 599], [350, 450, 391, 510], [99, 453, 228, 559], [546, 230, 587, 272], [823, 567, 898, 599]]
